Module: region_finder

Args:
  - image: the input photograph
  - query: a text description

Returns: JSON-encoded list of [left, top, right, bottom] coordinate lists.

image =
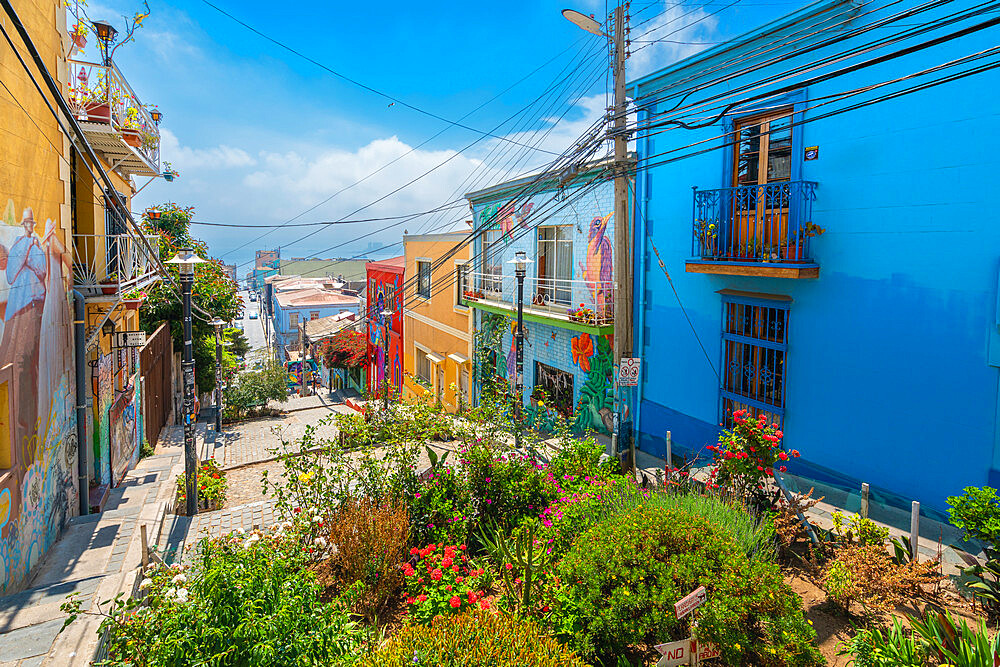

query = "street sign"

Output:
[[674, 585, 707, 619], [114, 331, 147, 348], [619, 357, 641, 386], [654, 639, 690, 667], [695, 641, 721, 661]]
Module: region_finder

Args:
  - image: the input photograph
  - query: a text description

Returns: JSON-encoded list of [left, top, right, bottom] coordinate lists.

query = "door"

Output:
[[729, 110, 793, 259]]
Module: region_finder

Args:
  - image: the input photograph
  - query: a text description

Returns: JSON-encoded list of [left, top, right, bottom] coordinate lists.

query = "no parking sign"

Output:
[[619, 357, 641, 386]]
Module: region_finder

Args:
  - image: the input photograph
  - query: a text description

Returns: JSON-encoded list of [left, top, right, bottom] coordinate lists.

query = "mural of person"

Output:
[[37, 217, 72, 443], [0, 208, 47, 453]]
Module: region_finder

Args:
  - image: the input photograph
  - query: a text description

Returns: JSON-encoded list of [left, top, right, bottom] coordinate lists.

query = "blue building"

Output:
[[465, 163, 618, 435], [628, 0, 1000, 511], [271, 286, 361, 356]]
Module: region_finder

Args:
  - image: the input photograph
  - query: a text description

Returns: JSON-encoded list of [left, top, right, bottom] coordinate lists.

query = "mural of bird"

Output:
[[498, 202, 535, 237], [580, 212, 614, 311]]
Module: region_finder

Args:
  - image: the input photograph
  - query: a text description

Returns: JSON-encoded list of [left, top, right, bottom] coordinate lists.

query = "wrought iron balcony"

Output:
[[462, 271, 614, 329], [72, 233, 161, 298], [67, 59, 160, 177], [689, 181, 819, 278]]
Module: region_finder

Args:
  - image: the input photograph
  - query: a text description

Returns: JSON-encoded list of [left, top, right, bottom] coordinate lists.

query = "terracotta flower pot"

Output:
[[121, 129, 142, 148], [123, 299, 141, 310], [86, 102, 110, 122], [101, 284, 117, 295]]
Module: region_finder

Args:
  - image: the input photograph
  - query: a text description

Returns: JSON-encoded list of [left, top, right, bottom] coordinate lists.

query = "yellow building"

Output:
[[402, 232, 472, 412], [0, 0, 163, 592]]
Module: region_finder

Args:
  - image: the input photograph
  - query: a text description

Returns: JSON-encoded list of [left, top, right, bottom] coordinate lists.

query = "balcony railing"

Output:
[[692, 181, 818, 263], [72, 233, 161, 297], [67, 59, 160, 176], [463, 271, 614, 327]]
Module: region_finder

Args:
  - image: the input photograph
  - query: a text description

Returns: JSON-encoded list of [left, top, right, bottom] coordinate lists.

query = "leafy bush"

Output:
[[837, 618, 925, 666], [360, 609, 588, 667], [948, 486, 1000, 547], [463, 445, 552, 533], [409, 464, 471, 546], [175, 457, 227, 509], [64, 530, 369, 666], [223, 358, 288, 420], [832, 511, 890, 546], [821, 544, 940, 614], [551, 503, 820, 665], [400, 543, 486, 624], [321, 496, 410, 621]]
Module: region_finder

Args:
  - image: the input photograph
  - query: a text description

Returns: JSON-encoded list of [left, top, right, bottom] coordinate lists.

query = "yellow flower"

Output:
[[298, 471, 314, 484]]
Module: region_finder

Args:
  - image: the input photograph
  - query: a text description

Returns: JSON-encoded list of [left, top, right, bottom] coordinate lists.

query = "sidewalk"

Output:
[[0, 431, 185, 667]]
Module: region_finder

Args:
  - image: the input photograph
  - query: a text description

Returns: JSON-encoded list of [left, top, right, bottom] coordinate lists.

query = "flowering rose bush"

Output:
[[706, 409, 799, 508], [463, 445, 553, 532], [409, 464, 472, 546], [401, 543, 488, 624], [175, 457, 227, 509]]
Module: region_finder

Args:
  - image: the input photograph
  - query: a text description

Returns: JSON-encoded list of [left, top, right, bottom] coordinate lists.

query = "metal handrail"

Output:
[[66, 59, 160, 169], [692, 180, 818, 263], [463, 271, 614, 325], [72, 232, 161, 294]]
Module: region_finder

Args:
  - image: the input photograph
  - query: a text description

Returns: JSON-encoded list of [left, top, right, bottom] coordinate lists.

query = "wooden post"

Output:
[[691, 610, 700, 667], [665, 430, 672, 485], [910, 501, 920, 562], [140, 524, 149, 568], [860, 483, 870, 519]]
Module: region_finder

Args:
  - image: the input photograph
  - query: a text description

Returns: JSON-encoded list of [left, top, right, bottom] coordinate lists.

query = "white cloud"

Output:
[[628, 2, 720, 80], [159, 128, 256, 169]]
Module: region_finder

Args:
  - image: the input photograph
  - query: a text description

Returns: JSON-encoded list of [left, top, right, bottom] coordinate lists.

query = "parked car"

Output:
[[249, 293, 257, 302], [248, 312, 258, 319]]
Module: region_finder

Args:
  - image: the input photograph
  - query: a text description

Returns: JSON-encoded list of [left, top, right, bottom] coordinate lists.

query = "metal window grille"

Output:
[[719, 296, 788, 428]]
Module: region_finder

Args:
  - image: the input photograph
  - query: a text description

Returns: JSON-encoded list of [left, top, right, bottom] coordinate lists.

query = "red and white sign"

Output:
[[619, 357, 641, 386], [654, 639, 690, 667], [674, 585, 707, 619], [696, 641, 722, 660]]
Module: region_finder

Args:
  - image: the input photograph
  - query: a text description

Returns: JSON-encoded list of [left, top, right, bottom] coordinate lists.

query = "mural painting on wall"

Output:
[[96, 352, 113, 486], [0, 200, 78, 593], [580, 212, 614, 316], [110, 387, 138, 486], [366, 270, 403, 394]]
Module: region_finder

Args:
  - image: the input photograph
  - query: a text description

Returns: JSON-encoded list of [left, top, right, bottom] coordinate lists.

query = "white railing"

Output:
[[462, 271, 614, 326], [72, 233, 161, 295], [67, 59, 160, 170]]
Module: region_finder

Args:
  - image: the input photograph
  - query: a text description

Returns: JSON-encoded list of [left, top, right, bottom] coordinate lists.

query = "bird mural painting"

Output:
[[498, 202, 535, 237], [579, 212, 614, 314]]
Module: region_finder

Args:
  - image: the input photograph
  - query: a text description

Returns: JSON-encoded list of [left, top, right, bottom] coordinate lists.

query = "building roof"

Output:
[[275, 288, 361, 309], [303, 311, 357, 341], [464, 155, 628, 204], [264, 273, 297, 285], [367, 256, 405, 272], [273, 277, 336, 292]]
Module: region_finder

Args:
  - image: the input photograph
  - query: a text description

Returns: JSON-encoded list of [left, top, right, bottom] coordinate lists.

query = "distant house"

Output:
[[366, 257, 405, 397], [272, 288, 361, 355]]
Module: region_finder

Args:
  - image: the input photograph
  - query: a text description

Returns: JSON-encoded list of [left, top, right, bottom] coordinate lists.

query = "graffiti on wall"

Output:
[[571, 333, 614, 435], [110, 387, 137, 486], [95, 352, 113, 486], [579, 212, 614, 316], [478, 200, 534, 238], [366, 268, 403, 394], [0, 200, 78, 593]]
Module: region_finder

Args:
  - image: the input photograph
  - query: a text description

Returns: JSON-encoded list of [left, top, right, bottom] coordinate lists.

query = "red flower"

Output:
[[456, 576, 464, 583], [431, 569, 443, 581], [449, 596, 461, 608], [446, 584, 453, 592], [778, 451, 788, 460], [417, 594, 427, 602], [479, 600, 491, 610], [790, 449, 800, 458], [756, 466, 763, 471], [779, 466, 787, 472], [410, 547, 419, 555], [441, 557, 453, 569]]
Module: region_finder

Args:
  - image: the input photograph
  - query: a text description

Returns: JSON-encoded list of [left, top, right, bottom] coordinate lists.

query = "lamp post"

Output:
[[91, 20, 117, 65], [507, 251, 532, 450], [166, 248, 206, 516], [210, 318, 226, 433], [380, 309, 394, 412]]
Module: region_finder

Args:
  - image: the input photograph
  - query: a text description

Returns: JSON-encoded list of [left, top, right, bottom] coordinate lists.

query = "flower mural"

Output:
[[571, 334, 594, 372]]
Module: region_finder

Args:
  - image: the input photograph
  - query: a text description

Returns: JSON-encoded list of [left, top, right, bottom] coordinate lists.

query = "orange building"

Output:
[[401, 232, 472, 411]]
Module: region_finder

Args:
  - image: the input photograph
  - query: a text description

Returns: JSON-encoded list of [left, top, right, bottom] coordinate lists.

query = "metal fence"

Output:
[[464, 271, 615, 326]]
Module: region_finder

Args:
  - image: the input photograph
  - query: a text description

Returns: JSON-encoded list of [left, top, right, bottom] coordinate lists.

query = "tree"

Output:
[[224, 327, 250, 358], [138, 203, 242, 393], [320, 328, 367, 368], [223, 359, 288, 420]]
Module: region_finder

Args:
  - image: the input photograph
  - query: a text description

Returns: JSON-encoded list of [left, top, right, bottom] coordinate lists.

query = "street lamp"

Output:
[[380, 309, 394, 411], [210, 318, 226, 434], [149, 108, 163, 123], [507, 251, 533, 450], [91, 20, 117, 65], [166, 248, 206, 516]]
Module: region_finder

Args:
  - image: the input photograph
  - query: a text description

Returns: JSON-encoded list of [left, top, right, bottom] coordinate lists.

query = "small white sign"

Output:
[[619, 357, 641, 386], [696, 641, 722, 661], [674, 585, 707, 619], [114, 331, 147, 348], [654, 639, 690, 667]]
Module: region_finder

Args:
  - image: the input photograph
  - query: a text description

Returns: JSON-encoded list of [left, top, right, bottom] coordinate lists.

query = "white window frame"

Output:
[[414, 342, 432, 383], [454, 260, 469, 312], [416, 258, 432, 299]]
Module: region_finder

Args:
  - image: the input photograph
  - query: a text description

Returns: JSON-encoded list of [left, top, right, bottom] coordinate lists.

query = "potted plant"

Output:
[[118, 107, 143, 147], [781, 221, 825, 262], [122, 287, 146, 310], [100, 272, 118, 295], [70, 22, 87, 50], [695, 219, 719, 259]]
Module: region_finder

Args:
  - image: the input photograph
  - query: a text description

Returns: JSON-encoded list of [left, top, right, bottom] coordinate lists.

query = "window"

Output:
[[289, 312, 299, 328], [455, 263, 468, 307], [733, 110, 792, 190], [481, 229, 503, 292], [416, 348, 431, 383], [310, 311, 320, 320], [417, 260, 431, 298], [533, 361, 574, 418], [720, 296, 788, 428], [536, 226, 573, 305]]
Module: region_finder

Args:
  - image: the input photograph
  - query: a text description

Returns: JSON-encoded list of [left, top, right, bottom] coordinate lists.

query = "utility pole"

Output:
[[609, 2, 633, 469]]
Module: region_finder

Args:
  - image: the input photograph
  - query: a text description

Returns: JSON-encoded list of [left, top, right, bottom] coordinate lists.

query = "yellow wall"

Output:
[[402, 233, 472, 412], [0, 0, 81, 593]]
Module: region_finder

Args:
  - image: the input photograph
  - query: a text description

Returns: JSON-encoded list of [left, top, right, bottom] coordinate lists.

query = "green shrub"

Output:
[[948, 486, 1000, 547], [361, 609, 588, 667], [464, 445, 553, 533], [409, 464, 471, 546], [551, 503, 821, 666], [837, 618, 925, 666], [401, 543, 486, 625]]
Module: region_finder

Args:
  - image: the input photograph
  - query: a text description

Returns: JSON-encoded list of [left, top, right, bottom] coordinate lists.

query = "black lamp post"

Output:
[[149, 108, 163, 123], [166, 248, 206, 516], [380, 309, 393, 412], [210, 318, 226, 433], [507, 251, 532, 450], [91, 20, 117, 65]]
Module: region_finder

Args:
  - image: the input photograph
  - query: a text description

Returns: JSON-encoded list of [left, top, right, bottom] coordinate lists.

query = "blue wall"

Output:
[[630, 0, 1000, 510]]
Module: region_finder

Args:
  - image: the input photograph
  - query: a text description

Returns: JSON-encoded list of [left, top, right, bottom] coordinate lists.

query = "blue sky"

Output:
[[72, 0, 809, 275]]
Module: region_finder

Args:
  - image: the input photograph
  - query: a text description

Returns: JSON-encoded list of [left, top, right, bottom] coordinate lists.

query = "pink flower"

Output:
[[449, 596, 461, 608], [505, 563, 513, 571]]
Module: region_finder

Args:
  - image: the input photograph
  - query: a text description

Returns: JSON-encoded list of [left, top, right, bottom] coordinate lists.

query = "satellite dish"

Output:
[[561, 9, 606, 37]]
